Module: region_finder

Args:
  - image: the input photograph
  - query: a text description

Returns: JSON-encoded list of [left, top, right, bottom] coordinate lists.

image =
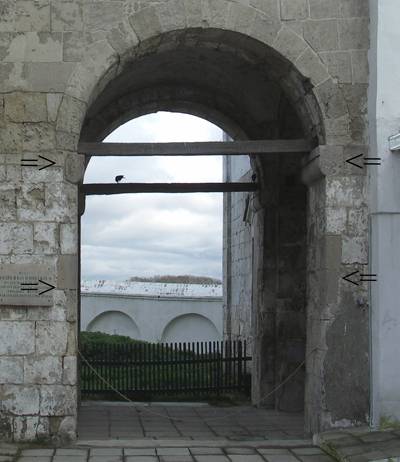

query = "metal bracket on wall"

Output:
[[389, 133, 400, 151]]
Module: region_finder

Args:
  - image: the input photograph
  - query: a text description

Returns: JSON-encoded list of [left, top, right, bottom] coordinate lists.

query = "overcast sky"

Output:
[[81, 112, 224, 281]]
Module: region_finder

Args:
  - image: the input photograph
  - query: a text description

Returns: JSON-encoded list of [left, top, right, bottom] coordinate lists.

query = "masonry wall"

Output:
[[0, 0, 371, 441], [369, 0, 400, 426]]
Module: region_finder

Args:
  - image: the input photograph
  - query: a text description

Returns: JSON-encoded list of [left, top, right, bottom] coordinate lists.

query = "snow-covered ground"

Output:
[[81, 280, 222, 298]]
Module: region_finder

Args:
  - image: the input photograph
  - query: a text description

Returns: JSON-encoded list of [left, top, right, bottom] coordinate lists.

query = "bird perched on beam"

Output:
[[115, 175, 125, 183]]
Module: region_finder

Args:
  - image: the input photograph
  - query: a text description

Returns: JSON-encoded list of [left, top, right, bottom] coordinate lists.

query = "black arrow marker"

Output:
[[21, 155, 56, 170], [38, 279, 56, 295], [343, 271, 378, 286], [342, 271, 360, 286], [346, 154, 381, 169]]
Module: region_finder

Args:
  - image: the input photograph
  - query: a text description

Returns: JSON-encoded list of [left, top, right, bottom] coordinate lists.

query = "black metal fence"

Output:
[[80, 340, 251, 399]]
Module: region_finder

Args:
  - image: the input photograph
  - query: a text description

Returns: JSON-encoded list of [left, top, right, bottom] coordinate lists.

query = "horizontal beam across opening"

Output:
[[78, 139, 312, 157], [81, 183, 258, 195]]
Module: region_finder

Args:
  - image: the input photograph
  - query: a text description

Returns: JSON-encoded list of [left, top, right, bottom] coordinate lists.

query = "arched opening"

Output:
[[77, 26, 325, 433], [161, 314, 221, 343], [87, 311, 141, 340]]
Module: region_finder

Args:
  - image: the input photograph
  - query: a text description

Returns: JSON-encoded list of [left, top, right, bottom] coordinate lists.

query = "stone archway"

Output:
[[0, 0, 370, 443]]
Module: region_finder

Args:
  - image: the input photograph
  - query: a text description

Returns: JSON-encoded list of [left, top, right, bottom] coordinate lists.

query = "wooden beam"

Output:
[[81, 182, 258, 195], [78, 139, 312, 157]]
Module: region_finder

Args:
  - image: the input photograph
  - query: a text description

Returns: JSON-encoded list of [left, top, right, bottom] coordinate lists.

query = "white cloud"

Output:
[[81, 112, 224, 281]]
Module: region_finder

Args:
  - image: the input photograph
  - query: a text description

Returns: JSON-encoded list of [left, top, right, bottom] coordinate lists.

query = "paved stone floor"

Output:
[[318, 428, 400, 461], [78, 402, 306, 440], [1, 444, 335, 462]]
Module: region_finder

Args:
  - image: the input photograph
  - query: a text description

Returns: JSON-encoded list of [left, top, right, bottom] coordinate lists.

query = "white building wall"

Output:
[[81, 293, 223, 343], [223, 155, 253, 343], [369, 0, 400, 426]]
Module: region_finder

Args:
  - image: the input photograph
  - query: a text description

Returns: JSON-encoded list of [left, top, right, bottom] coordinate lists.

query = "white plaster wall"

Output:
[[369, 0, 400, 425], [81, 294, 223, 343]]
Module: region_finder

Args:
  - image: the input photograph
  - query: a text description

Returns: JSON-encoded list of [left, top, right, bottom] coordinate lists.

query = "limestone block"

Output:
[[184, 0, 202, 28], [0, 357, 24, 384], [56, 131, 79, 152], [56, 96, 86, 135], [107, 19, 139, 56], [250, 0, 279, 19], [303, 19, 339, 52], [295, 48, 329, 86], [129, 6, 162, 41], [40, 385, 76, 416], [13, 416, 40, 442], [17, 183, 46, 222], [62, 356, 77, 385], [36, 321, 69, 355], [15, 0, 51, 32], [14, 223, 34, 254], [58, 416, 76, 441], [339, 0, 369, 18], [24, 62, 75, 92], [326, 176, 366, 208], [324, 115, 352, 145], [22, 123, 55, 151], [5, 32, 62, 62], [201, 0, 229, 29], [83, 1, 124, 30], [27, 289, 68, 322], [65, 153, 85, 184], [0, 186, 17, 221], [338, 18, 369, 50], [226, 3, 256, 33], [280, 0, 308, 20], [347, 208, 368, 236], [309, 0, 339, 19], [326, 207, 347, 234], [0, 123, 23, 153], [60, 224, 77, 255], [0, 385, 39, 415], [4, 92, 47, 123], [63, 31, 84, 62], [66, 321, 77, 355], [249, 11, 280, 47], [45, 181, 77, 223], [51, 1, 83, 31], [33, 222, 58, 255], [46, 94, 63, 122], [57, 255, 78, 289], [342, 236, 367, 264], [315, 78, 348, 119], [24, 356, 63, 384], [0, 1, 15, 32], [351, 50, 368, 84], [320, 51, 352, 83], [158, 0, 186, 32], [273, 26, 308, 62], [65, 40, 118, 102]]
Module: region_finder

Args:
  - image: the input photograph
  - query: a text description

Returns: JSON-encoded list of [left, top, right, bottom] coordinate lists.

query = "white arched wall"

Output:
[[87, 310, 141, 339], [161, 314, 221, 343]]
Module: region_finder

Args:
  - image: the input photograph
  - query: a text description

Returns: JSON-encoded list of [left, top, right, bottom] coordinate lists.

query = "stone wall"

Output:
[[0, 0, 371, 441]]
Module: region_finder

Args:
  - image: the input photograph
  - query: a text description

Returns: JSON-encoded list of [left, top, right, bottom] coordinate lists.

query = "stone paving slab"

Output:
[[3, 444, 335, 462], [317, 428, 400, 461]]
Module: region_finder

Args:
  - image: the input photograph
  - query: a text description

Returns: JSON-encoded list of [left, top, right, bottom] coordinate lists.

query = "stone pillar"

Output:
[[302, 145, 369, 434], [0, 91, 81, 442]]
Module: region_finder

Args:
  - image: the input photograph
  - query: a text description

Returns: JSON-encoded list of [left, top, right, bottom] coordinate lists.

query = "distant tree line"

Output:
[[128, 275, 222, 285]]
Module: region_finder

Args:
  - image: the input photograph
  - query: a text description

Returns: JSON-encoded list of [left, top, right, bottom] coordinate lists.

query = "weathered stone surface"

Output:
[[60, 224, 77, 255], [39, 385, 76, 416], [4, 32, 62, 62], [4, 92, 47, 122], [36, 321, 68, 355], [24, 356, 62, 384], [51, 1, 83, 32], [0, 385, 39, 415], [15, 0, 51, 32], [62, 356, 76, 385], [0, 357, 23, 384], [280, 0, 308, 20]]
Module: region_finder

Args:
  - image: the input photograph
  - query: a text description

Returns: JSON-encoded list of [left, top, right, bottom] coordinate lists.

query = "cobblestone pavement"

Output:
[[78, 403, 306, 440], [318, 428, 400, 461], [1, 444, 335, 462]]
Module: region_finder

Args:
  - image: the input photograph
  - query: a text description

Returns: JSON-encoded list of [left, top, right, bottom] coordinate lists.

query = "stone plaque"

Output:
[[0, 264, 55, 307]]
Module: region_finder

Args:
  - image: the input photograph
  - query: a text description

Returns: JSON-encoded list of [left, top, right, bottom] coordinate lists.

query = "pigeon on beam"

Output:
[[115, 175, 125, 183]]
